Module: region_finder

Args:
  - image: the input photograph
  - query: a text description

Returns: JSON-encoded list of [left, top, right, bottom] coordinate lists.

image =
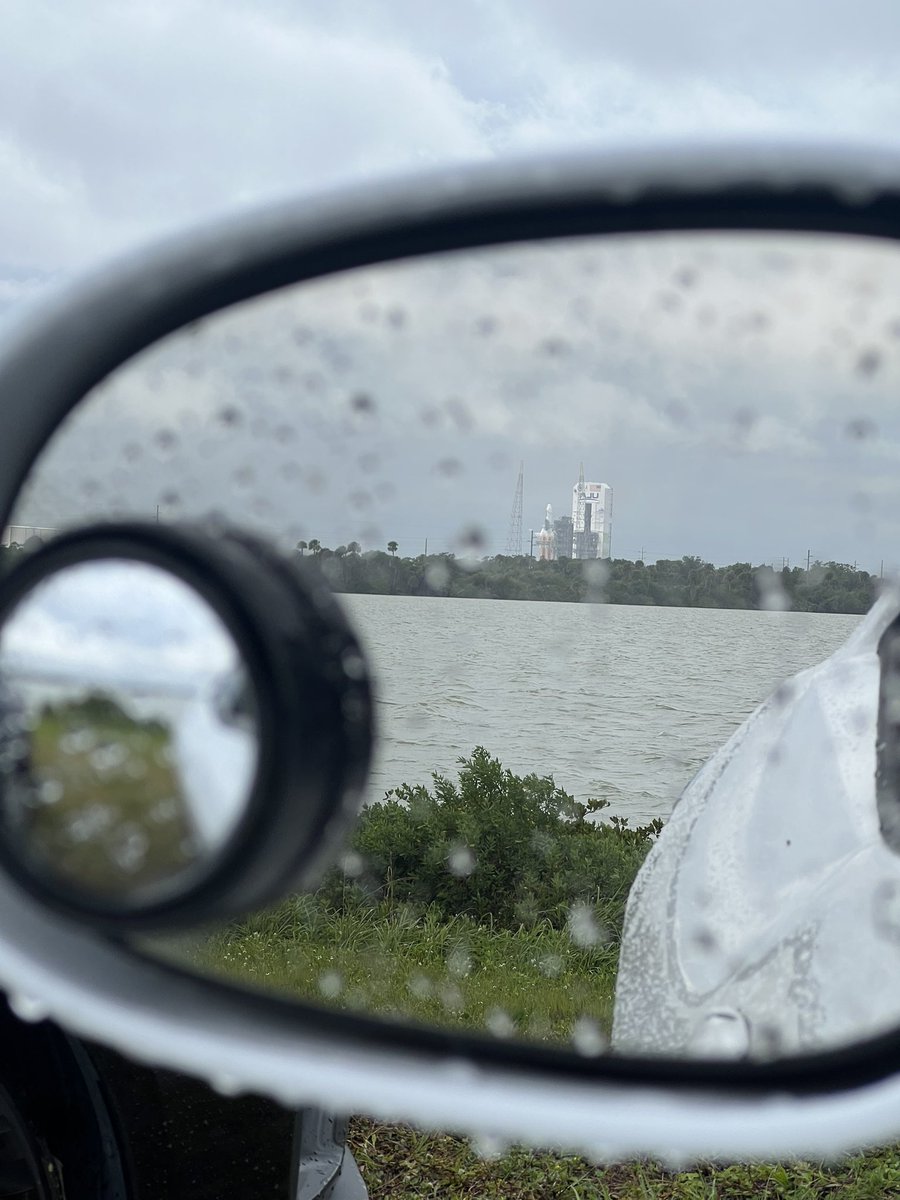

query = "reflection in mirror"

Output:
[[0, 560, 257, 902], [8, 230, 900, 1059]]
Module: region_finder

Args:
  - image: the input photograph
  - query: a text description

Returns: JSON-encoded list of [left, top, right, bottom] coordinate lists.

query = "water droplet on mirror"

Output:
[[318, 971, 343, 1000], [217, 405, 243, 427], [873, 879, 900, 944], [211, 1072, 242, 1097], [539, 953, 563, 978], [572, 1016, 607, 1056], [567, 902, 601, 948], [485, 1008, 515, 1038], [857, 347, 882, 376], [471, 1133, 508, 1161], [447, 844, 475, 878], [446, 946, 471, 978], [846, 417, 877, 440], [7, 994, 49, 1023], [38, 780, 63, 806], [688, 1008, 749, 1059]]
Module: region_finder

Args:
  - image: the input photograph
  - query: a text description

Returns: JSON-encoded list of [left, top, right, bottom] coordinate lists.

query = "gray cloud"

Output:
[[1, 0, 899, 281]]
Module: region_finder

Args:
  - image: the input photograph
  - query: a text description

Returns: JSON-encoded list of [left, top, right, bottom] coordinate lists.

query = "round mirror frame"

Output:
[[0, 522, 373, 929]]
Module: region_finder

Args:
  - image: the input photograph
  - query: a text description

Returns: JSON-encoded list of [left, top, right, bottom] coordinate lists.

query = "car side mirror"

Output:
[[3, 143, 900, 1162]]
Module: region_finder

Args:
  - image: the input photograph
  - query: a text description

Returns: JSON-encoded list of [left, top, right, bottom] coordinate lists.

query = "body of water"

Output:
[[344, 595, 861, 825]]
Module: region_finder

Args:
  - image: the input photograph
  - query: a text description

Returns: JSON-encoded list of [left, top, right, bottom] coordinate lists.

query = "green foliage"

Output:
[[297, 540, 878, 614], [318, 747, 661, 937]]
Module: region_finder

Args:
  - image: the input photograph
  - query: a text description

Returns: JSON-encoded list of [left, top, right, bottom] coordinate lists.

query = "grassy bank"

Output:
[[195, 896, 619, 1042], [172, 749, 900, 1197]]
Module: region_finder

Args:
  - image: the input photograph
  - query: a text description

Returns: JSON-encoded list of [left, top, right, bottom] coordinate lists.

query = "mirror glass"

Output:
[[7, 229, 900, 1059], [0, 560, 258, 902]]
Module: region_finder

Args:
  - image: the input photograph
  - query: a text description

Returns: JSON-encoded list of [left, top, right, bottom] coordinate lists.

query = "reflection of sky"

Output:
[[12, 232, 900, 573], [0, 560, 240, 695]]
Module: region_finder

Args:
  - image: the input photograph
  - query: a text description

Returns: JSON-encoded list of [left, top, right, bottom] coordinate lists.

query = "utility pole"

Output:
[[529, 529, 534, 556], [424, 538, 428, 558], [806, 549, 811, 573]]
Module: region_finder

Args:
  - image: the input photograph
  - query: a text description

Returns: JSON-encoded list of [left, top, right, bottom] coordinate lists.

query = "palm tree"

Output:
[[387, 541, 398, 556], [296, 540, 308, 556], [308, 539, 321, 556], [347, 541, 361, 555]]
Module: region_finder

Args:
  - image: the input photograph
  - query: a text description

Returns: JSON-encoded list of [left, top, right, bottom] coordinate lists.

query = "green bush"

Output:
[[318, 747, 661, 937]]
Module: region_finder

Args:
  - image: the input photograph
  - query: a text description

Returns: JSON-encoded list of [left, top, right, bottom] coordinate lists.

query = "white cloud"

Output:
[[1, 0, 900, 280]]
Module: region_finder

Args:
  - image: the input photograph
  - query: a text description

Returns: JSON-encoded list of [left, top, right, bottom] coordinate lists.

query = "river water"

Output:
[[344, 595, 861, 825]]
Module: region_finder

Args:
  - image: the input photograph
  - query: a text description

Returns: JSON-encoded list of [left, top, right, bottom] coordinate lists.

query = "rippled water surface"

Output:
[[346, 596, 861, 824]]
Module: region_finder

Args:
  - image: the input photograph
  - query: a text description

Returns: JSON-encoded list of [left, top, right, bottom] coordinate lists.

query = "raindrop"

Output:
[[539, 953, 563, 979], [447, 844, 476, 878], [572, 1016, 607, 1056], [857, 347, 882, 377], [387, 307, 406, 329], [437, 457, 463, 478], [7, 994, 50, 1024], [408, 974, 432, 1000], [690, 926, 717, 954], [123, 443, 143, 462], [350, 392, 376, 415], [458, 525, 485, 551], [154, 430, 177, 452], [425, 562, 450, 592], [318, 971, 343, 999], [873, 879, 900, 944], [446, 946, 471, 978], [211, 1073, 242, 1097], [474, 316, 497, 336], [217, 405, 243, 427], [38, 780, 64, 806], [485, 1008, 515, 1038], [445, 397, 473, 431], [338, 850, 364, 878], [471, 1133, 508, 1161], [568, 902, 601, 948], [538, 337, 570, 357], [342, 650, 366, 680], [111, 827, 149, 872], [438, 982, 463, 1012], [89, 743, 130, 773], [358, 452, 380, 473], [688, 1008, 750, 1059], [845, 417, 877, 440]]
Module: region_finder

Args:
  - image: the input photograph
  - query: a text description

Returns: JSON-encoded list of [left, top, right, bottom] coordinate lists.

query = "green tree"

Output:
[[387, 541, 398, 556]]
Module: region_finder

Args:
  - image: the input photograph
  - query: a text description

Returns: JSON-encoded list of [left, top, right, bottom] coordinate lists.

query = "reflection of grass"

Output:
[[153, 898, 900, 1199], [26, 696, 194, 896], [161, 894, 618, 1045]]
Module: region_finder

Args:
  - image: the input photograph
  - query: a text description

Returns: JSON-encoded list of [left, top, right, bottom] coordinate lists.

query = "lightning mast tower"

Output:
[[505, 461, 524, 556]]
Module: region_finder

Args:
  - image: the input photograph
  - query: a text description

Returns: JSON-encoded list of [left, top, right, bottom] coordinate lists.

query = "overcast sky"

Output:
[[5, 0, 900, 571]]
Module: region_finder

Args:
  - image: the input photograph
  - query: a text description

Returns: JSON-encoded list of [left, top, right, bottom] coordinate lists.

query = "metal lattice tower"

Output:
[[505, 461, 524, 556]]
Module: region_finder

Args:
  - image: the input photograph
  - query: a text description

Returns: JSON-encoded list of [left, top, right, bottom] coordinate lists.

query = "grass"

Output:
[[181, 895, 620, 1044], [26, 700, 193, 894], [346, 1120, 900, 1199], [151, 895, 900, 1198]]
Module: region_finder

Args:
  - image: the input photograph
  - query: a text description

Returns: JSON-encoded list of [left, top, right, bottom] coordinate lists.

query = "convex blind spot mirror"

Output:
[[5, 146, 900, 1159], [0, 523, 373, 928]]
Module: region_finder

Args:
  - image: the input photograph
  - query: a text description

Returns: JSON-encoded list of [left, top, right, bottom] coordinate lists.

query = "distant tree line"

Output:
[[0, 538, 877, 615], [300, 541, 878, 615]]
